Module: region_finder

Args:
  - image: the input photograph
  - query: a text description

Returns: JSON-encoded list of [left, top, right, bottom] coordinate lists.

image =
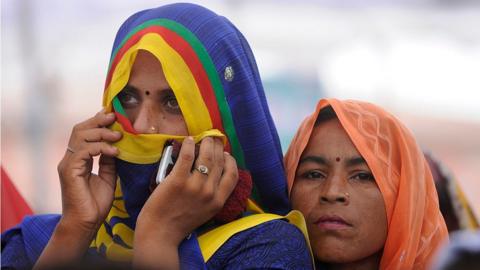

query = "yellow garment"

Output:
[[104, 33, 220, 164], [92, 180, 314, 264]]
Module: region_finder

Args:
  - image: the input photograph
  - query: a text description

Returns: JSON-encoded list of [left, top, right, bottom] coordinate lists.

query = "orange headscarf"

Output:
[[284, 98, 448, 269]]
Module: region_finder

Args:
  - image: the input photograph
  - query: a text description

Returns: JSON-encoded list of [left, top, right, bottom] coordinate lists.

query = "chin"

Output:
[[315, 250, 353, 264], [313, 241, 352, 263], [312, 238, 363, 264]]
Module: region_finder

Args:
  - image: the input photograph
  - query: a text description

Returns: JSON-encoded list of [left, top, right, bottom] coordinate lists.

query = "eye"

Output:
[[166, 97, 179, 109], [163, 93, 181, 114], [118, 90, 139, 108], [350, 172, 375, 182], [300, 170, 326, 180]]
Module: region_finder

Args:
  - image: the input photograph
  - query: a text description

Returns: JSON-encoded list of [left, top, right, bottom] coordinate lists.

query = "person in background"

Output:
[[431, 230, 480, 270], [284, 98, 448, 269], [1, 3, 313, 269], [424, 152, 479, 232]]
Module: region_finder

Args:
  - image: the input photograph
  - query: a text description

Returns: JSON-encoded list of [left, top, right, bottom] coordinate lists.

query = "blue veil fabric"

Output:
[[2, 3, 292, 268]]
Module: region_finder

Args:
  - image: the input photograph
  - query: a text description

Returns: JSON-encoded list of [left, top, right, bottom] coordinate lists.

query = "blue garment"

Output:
[[1, 3, 313, 269], [1, 215, 313, 269], [111, 3, 290, 219]]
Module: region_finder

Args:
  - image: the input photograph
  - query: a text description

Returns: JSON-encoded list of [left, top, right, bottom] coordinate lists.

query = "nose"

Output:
[[132, 103, 162, 134], [319, 176, 350, 205]]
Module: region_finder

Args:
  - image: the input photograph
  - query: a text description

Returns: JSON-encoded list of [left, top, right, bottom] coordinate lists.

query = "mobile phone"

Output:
[[155, 142, 175, 184], [154, 140, 200, 185]]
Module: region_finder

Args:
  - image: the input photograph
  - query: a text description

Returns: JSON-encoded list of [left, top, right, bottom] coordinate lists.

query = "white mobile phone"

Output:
[[155, 144, 174, 184]]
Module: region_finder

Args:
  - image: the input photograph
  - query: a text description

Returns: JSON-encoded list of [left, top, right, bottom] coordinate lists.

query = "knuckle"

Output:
[[203, 153, 214, 163], [184, 182, 200, 195], [170, 180, 184, 191], [212, 197, 225, 211], [202, 137, 213, 144], [228, 166, 239, 181], [180, 152, 195, 162], [72, 124, 80, 133], [201, 188, 215, 202], [57, 161, 65, 175], [215, 158, 224, 168], [232, 169, 239, 181], [95, 110, 104, 118]]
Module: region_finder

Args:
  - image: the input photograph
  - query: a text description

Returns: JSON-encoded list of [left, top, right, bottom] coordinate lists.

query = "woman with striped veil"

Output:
[[1, 3, 313, 269]]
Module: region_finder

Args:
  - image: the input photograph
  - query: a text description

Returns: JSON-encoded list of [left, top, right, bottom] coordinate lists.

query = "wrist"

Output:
[[33, 217, 98, 269], [57, 216, 98, 242], [135, 217, 185, 247]]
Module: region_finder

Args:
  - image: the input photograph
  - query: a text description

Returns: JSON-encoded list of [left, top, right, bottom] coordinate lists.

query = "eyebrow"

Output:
[[298, 156, 329, 166], [298, 155, 367, 167], [121, 84, 139, 94], [345, 156, 367, 167], [121, 84, 173, 93]]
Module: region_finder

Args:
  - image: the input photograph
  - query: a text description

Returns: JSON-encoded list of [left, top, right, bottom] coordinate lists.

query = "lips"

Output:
[[314, 215, 352, 230]]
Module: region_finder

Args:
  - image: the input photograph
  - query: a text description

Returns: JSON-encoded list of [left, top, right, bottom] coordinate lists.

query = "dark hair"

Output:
[[314, 105, 337, 126]]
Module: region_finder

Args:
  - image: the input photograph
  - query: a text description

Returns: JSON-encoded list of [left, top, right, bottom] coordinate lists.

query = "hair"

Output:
[[314, 105, 337, 126]]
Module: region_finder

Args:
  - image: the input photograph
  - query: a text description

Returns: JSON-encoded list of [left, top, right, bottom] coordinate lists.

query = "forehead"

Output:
[[131, 50, 164, 75], [303, 118, 361, 158]]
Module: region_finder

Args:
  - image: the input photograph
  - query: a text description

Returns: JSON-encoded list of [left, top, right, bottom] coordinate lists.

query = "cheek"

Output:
[[352, 189, 387, 257], [290, 183, 315, 214], [154, 113, 187, 136]]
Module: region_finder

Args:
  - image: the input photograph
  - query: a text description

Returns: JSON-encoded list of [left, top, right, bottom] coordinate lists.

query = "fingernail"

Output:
[[186, 136, 194, 142], [106, 112, 115, 119], [224, 151, 230, 156]]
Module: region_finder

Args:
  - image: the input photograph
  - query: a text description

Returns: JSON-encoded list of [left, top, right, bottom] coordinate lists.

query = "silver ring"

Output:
[[196, 164, 209, 175], [66, 146, 75, 153]]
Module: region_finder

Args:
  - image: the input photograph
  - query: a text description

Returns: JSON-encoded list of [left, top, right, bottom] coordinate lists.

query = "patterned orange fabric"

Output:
[[284, 98, 448, 269]]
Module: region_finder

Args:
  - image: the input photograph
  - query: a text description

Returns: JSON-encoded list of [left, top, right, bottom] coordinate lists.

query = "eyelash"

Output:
[[117, 90, 181, 113], [163, 94, 180, 113], [299, 170, 375, 182], [350, 172, 375, 182], [300, 170, 326, 180], [118, 91, 139, 108]]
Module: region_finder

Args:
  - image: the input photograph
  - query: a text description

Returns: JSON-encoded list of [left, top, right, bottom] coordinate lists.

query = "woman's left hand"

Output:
[[133, 136, 238, 269]]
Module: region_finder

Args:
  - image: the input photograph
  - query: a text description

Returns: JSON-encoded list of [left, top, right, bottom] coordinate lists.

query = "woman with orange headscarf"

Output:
[[284, 98, 448, 269]]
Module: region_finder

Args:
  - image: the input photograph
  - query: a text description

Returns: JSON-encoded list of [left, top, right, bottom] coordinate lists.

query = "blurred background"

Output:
[[2, 0, 479, 218]]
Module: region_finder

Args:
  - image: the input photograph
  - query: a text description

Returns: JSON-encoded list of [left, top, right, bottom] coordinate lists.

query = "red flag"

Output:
[[1, 166, 33, 232]]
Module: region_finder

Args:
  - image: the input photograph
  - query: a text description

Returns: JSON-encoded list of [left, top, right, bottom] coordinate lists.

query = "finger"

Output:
[[76, 128, 122, 143], [74, 142, 119, 159], [68, 111, 117, 149], [207, 138, 225, 188], [74, 110, 116, 131], [216, 152, 238, 201], [97, 154, 117, 189], [193, 137, 214, 178], [170, 136, 195, 179]]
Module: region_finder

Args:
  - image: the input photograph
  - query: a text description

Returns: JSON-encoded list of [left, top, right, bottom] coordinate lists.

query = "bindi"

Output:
[[145, 90, 150, 96], [336, 157, 341, 162]]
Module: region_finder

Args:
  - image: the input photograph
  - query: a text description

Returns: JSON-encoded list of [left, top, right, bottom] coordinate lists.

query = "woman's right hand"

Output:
[[34, 110, 122, 269], [57, 110, 122, 234]]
